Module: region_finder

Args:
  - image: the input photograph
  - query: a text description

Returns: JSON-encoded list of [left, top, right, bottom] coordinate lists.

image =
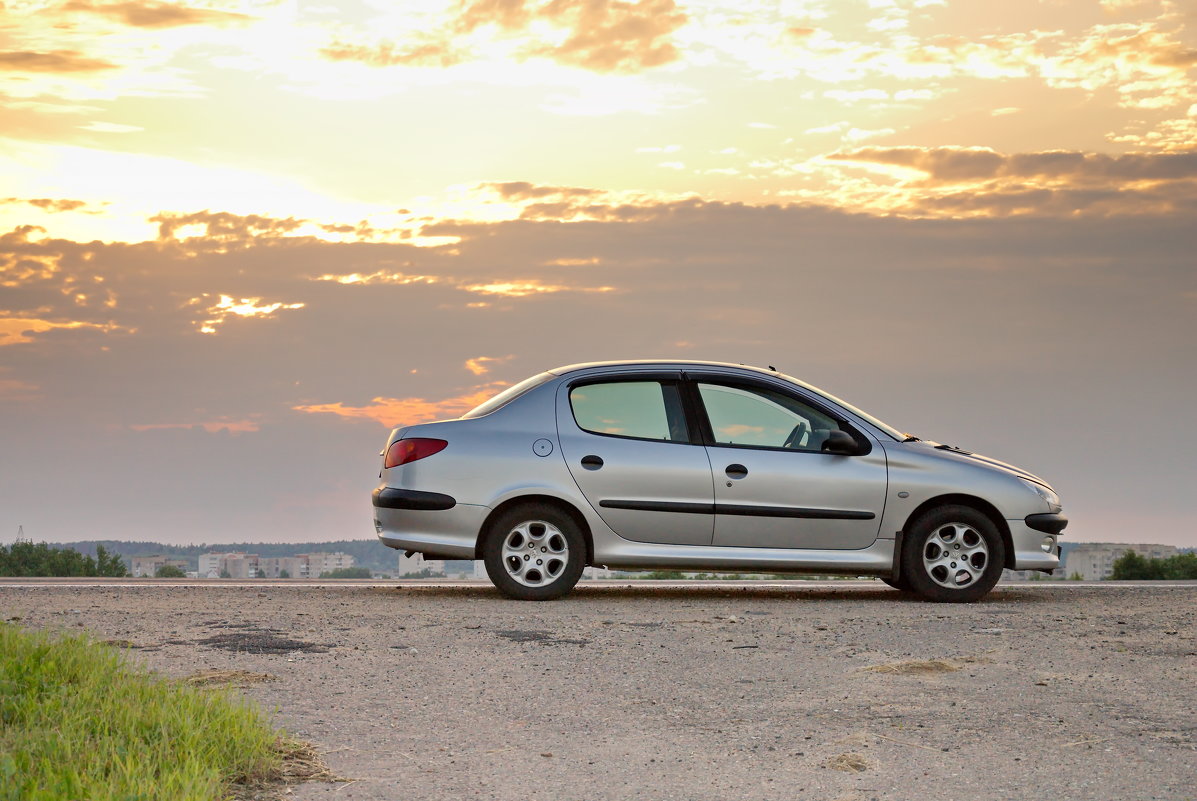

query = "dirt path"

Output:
[[4, 582, 1195, 800]]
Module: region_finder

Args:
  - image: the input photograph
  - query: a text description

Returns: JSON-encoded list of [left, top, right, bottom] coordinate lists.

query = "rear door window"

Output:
[[569, 381, 690, 442]]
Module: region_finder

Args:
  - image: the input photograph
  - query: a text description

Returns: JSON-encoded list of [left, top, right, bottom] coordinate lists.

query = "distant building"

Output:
[[131, 555, 190, 577], [257, 556, 307, 578], [198, 551, 355, 578], [198, 552, 257, 578], [1064, 543, 1179, 580], [303, 552, 356, 577], [398, 552, 445, 576]]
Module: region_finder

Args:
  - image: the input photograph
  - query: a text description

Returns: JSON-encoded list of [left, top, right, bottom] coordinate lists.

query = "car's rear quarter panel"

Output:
[[375, 380, 605, 558]]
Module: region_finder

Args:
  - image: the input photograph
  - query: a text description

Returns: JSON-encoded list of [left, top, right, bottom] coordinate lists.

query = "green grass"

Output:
[[0, 623, 284, 801]]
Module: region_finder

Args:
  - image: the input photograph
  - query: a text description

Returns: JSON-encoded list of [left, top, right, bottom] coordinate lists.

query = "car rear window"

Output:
[[461, 372, 554, 419]]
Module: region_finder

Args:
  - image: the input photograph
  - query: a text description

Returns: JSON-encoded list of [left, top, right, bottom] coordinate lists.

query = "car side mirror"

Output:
[[822, 429, 859, 455]]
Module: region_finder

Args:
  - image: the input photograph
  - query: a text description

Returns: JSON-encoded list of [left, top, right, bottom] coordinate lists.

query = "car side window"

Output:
[[697, 382, 841, 451], [570, 381, 690, 442]]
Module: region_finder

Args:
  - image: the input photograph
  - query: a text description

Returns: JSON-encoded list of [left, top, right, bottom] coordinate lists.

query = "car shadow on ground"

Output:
[[364, 584, 1058, 604]]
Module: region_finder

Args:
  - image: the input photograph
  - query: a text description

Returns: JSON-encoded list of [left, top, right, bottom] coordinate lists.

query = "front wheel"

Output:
[[482, 504, 586, 601], [900, 505, 1005, 603]]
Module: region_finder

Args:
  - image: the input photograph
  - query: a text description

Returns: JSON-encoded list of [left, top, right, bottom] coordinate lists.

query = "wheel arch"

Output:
[[901, 494, 1015, 570], [476, 494, 595, 566]]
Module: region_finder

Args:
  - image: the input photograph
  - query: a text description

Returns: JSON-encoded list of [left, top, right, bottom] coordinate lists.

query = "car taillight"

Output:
[[384, 438, 447, 468]]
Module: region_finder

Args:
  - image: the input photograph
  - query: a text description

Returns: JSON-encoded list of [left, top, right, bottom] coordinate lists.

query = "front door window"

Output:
[[697, 383, 843, 452]]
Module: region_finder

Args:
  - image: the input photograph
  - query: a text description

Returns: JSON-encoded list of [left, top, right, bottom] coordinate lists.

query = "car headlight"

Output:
[[1021, 478, 1061, 512]]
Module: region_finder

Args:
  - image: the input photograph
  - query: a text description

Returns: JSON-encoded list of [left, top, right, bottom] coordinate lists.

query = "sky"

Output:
[[1, 0, 1194, 548]]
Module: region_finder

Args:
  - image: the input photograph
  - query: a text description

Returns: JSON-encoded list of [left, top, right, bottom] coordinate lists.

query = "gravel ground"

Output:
[[3, 580, 1195, 801]]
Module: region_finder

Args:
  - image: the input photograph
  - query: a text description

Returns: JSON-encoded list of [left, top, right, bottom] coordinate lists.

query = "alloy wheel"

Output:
[[501, 520, 569, 587], [921, 522, 989, 589]]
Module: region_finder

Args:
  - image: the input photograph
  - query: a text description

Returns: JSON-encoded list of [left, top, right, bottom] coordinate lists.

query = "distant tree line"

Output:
[[0, 541, 128, 577], [1110, 551, 1197, 580]]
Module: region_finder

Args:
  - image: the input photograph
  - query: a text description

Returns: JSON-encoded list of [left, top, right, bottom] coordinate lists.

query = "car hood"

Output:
[[909, 441, 1051, 488]]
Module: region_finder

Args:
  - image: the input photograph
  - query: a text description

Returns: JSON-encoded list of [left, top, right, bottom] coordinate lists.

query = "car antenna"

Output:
[[768, 365, 776, 371]]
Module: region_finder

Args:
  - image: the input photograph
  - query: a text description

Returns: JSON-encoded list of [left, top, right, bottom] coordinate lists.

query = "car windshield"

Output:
[[776, 372, 905, 441], [461, 372, 554, 419]]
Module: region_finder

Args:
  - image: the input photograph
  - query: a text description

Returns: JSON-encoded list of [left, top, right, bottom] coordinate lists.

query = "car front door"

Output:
[[557, 374, 715, 546], [691, 376, 887, 550]]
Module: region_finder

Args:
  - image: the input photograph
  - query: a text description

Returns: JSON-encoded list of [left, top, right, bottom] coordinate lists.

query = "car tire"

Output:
[[482, 503, 586, 601], [900, 504, 1005, 603]]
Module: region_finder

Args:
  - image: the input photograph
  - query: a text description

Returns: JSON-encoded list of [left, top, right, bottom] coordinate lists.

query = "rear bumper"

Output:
[[373, 489, 487, 560], [1008, 518, 1063, 571], [372, 487, 456, 511]]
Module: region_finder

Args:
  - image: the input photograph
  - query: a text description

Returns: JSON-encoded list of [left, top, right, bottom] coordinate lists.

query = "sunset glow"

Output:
[[2, 0, 1194, 545]]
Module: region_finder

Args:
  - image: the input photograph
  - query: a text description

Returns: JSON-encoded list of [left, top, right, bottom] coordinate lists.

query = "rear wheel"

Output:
[[900, 505, 1005, 603], [483, 503, 586, 601]]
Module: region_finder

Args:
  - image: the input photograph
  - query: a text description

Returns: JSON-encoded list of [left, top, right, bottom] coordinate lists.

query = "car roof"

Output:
[[547, 360, 784, 378]]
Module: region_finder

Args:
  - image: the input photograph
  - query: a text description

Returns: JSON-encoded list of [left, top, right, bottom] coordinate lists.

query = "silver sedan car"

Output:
[[372, 361, 1066, 602]]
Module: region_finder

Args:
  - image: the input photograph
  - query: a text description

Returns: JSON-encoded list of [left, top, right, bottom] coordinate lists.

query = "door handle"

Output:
[[581, 455, 604, 470], [725, 463, 748, 479]]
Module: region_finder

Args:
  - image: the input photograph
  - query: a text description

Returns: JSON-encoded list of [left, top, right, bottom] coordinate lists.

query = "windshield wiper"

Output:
[[902, 434, 921, 442]]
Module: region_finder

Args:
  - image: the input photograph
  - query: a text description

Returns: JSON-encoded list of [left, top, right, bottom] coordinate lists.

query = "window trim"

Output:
[[682, 374, 873, 456], [566, 374, 700, 446]]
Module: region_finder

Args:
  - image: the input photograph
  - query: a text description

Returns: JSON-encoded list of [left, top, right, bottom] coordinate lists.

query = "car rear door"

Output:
[[557, 373, 715, 546], [688, 375, 887, 550]]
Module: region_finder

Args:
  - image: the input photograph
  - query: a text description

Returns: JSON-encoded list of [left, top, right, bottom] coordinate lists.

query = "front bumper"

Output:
[[1007, 517, 1064, 571]]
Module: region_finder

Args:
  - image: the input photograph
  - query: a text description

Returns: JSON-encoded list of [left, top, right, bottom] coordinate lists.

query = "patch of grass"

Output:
[[185, 670, 278, 688], [0, 622, 289, 800]]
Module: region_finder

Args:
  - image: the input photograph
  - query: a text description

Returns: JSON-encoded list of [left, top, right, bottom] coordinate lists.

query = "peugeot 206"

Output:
[[372, 361, 1066, 602]]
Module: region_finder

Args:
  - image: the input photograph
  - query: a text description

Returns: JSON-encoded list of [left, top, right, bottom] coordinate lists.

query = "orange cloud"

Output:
[[483, 181, 602, 201], [464, 355, 514, 375], [152, 211, 306, 243], [461, 279, 614, 296], [321, 0, 687, 75], [830, 147, 1197, 183], [187, 294, 306, 335], [521, 0, 688, 73], [293, 383, 510, 427], [61, 1, 252, 29], [0, 317, 122, 346], [0, 50, 117, 72], [813, 146, 1197, 218], [315, 271, 439, 286], [321, 40, 461, 69], [1, 251, 62, 287], [2, 198, 92, 213]]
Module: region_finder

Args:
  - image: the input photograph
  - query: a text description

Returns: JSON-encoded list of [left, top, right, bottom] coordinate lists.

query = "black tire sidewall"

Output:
[[901, 505, 1005, 603], [483, 504, 586, 601]]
